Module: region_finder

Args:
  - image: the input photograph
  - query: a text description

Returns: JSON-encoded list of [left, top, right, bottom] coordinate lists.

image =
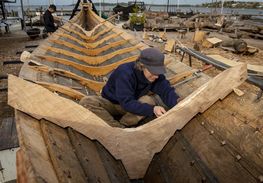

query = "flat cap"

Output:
[[139, 48, 166, 75]]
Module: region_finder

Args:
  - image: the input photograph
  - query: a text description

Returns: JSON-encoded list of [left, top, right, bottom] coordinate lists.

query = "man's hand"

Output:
[[153, 106, 166, 117]]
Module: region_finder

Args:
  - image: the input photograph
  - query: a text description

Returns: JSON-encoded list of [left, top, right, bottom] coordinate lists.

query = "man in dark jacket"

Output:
[[43, 4, 57, 34], [80, 48, 180, 128]]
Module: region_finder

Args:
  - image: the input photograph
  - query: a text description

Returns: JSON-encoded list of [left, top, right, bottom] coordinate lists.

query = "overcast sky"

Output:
[[9, 0, 263, 6]]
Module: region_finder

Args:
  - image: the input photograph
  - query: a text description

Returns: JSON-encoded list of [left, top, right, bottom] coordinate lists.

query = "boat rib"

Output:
[[43, 45, 141, 65], [48, 39, 130, 56], [29, 65, 105, 92], [36, 55, 139, 76]]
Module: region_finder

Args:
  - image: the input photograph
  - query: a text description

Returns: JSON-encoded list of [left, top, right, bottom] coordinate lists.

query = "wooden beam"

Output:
[[56, 32, 123, 49], [168, 70, 195, 85], [15, 111, 59, 183], [56, 33, 88, 48], [86, 39, 130, 56], [87, 27, 113, 42], [8, 64, 247, 179], [36, 54, 139, 76], [43, 45, 141, 65], [207, 54, 263, 76], [29, 65, 105, 92], [49, 39, 87, 53], [40, 120, 87, 182], [34, 81, 86, 100], [16, 149, 28, 183], [164, 39, 175, 53], [86, 32, 123, 49], [49, 39, 129, 56], [61, 26, 88, 40], [61, 25, 113, 42], [70, 20, 107, 37]]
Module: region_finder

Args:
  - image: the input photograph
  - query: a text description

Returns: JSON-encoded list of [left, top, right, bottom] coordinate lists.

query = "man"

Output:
[[80, 48, 180, 128], [43, 4, 57, 34]]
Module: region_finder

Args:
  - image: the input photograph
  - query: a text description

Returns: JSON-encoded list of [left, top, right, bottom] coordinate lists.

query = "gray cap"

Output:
[[139, 48, 166, 75], [49, 4, 56, 11]]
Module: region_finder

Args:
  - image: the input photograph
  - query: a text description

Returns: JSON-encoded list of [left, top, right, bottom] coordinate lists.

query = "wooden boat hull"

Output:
[[8, 2, 263, 182]]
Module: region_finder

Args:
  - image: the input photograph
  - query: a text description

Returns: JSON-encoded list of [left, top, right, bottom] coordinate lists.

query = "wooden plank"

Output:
[[168, 70, 196, 85], [202, 37, 222, 48], [36, 54, 139, 76], [164, 39, 175, 53], [202, 102, 263, 173], [219, 91, 263, 133], [15, 111, 59, 183], [0, 118, 13, 150], [29, 65, 105, 92], [67, 128, 112, 183], [8, 64, 247, 179], [16, 149, 28, 183], [182, 117, 258, 182], [193, 31, 206, 43], [207, 55, 263, 76], [67, 128, 130, 183], [0, 117, 18, 150], [145, 132, 210, 183], [95, 142, 131, 183], [35, 81, 86, 100], [43, 45, 141, 65], [40, 120, 87, 183]]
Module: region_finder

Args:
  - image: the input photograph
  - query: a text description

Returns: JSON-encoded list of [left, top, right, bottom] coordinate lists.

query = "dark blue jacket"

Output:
[[101, 62, 179, 116], [43, 10, 56, 33]]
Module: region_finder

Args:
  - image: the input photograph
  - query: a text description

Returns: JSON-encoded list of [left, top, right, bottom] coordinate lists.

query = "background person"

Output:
[[43, 4, 57, 35]]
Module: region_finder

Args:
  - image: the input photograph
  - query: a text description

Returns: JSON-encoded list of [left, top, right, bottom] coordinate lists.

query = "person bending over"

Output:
[[80, 48, 180, 128]]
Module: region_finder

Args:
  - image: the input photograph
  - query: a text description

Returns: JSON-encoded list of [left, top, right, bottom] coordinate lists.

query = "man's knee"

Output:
[[138, 95, 156, 105], [79, 96, 101, 108]]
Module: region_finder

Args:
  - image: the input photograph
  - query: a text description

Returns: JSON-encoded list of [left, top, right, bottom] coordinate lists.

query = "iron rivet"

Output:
[[58, 155, 62, 160], [258, 175, 263, 182], [221, 141, 226, 146], [236, 155, 242, 161], [210, 130, 214, 135]]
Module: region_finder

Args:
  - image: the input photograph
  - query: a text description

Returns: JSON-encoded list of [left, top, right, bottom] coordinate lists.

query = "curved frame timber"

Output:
[[8, 64, 247, 179], [42, 45, 141, 65], [61, 25, 113, 42], [36, 55, 139, 77], [36, 81, 86, 100], [48, 39, 130, 56], [56, 32, 123, 49], [69, 21, 108, 37], [22, 79, 86, 100], [29, 65, 105, 92]]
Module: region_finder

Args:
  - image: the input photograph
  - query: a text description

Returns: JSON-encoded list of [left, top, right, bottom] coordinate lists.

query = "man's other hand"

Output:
[[153, 106, 166, 117]]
